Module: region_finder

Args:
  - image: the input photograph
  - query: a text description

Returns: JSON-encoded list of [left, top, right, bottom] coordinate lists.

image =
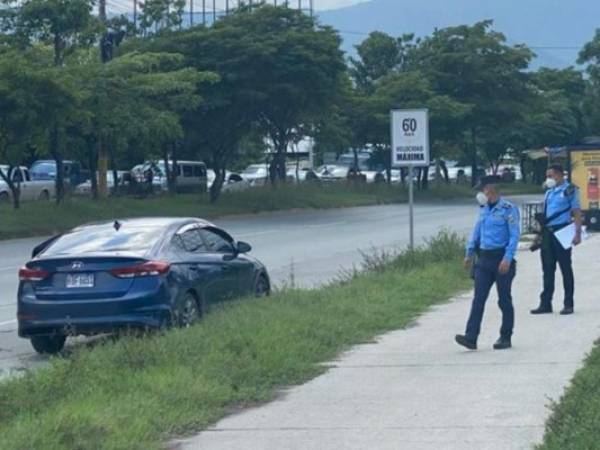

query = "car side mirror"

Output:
[[236, 241, 252, 254]]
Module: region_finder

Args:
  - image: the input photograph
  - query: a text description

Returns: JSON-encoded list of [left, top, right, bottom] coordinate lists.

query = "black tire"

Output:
[[173, 291, 202, 328], [255, 274, 270, 297], [0, 192, 9, 204], [30, 335, 66, 355], [38, 190, 50, 201]]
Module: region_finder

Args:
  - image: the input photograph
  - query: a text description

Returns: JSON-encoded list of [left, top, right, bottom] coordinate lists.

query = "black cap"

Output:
[[475, 175, 501, 190]]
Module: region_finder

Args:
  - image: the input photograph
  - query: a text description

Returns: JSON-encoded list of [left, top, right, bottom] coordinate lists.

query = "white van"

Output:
[[136, 160, 208, 193]]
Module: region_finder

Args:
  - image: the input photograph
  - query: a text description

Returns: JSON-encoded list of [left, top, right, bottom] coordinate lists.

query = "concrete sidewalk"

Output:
[[176, 236, 600, 450]]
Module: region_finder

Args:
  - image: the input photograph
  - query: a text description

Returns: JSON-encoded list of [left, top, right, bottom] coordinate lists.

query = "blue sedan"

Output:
[[17, 218, 270, 354]]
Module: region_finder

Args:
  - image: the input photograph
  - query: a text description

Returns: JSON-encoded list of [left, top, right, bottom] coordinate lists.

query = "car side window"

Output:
[[176, 229, 208, 253], [198, 229, 233, 253]]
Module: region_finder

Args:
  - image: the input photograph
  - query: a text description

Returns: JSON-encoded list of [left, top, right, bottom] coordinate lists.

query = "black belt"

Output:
[[479, 248, 505, 258]]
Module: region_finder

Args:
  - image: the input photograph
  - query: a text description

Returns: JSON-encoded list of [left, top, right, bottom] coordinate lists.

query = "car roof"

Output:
[[71, 217, 215, 233]]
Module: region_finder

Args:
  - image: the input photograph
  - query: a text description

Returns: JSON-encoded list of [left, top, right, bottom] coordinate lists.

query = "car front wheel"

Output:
[[30, 335, 66, 355], [255, 274, 270, 297]]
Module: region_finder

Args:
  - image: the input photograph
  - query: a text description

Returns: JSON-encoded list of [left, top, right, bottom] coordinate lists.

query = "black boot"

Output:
[[493, 337, 512, 350], [530, 305, 553, 315], [455, 334, 477, 350], [560, 307, 574, 315]]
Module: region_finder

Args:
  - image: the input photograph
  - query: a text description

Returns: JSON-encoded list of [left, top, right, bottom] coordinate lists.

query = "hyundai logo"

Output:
[[71, 261, 85, 270]]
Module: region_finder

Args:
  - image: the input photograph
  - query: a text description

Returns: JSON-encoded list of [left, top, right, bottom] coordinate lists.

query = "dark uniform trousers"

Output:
[[540, 227, 574, 309], [466, 252, 516, 341]]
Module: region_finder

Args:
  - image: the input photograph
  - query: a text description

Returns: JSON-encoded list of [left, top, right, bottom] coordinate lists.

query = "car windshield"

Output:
[[30, 163, 56, 179], [42, 225, 165, 257], [244, 166, 265, 174]]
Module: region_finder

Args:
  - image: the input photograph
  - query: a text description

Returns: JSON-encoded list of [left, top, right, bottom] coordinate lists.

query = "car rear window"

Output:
[[41, 225, 165, 256]]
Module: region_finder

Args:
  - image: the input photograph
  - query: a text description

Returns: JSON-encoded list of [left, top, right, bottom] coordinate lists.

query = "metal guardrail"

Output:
[[522, 201, 544, 234]]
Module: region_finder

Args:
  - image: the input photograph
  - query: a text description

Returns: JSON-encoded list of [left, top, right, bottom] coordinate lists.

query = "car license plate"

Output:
[[66, 273, 94, 288]]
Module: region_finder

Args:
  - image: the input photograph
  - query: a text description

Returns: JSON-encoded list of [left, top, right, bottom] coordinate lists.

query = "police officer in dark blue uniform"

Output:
[[456, 177, 521, 350], [531, 164, 582, 316]]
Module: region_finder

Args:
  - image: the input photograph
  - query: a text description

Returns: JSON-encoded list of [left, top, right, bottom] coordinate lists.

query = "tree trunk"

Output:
[[162, 147, 174, 195], [50, 125, 65, 205], [209, 166, 226, 204], [87, 140, 99, 200], [171, 143, 179, 193], [0, 166, 20, 209], [470, 128, 478, 187], [421, 166, 429, 190], [519, 154, 527, 184], [440, 159, 449, 184]]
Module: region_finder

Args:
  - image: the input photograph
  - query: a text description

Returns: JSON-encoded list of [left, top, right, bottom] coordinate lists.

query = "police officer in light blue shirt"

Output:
[[531, 164, 582, 316], [456, 177, 520, 351]]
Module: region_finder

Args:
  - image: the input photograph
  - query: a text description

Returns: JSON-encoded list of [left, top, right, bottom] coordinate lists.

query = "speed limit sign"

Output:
[[391, 109, 430, 168]]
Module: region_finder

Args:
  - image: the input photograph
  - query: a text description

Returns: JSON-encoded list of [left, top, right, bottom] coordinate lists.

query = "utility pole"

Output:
[[98, 0, 109, 199], [212, 0, 216, 23], [133, 0, 138, 30], [190, 0, 194, 26], [202, 0, 206, 25]]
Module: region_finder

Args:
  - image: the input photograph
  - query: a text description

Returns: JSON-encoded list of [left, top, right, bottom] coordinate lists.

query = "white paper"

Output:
[[554, 224, 588, 250]]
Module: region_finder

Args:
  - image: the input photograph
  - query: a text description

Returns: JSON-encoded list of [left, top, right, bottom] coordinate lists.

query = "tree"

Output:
[[1, 0, 100, 203], [192, 5, 346, 184], [414, 21, 534, 184], [76, 51, 214, 197], [138, 0, 187, 35], [349, 31, 418, 93]]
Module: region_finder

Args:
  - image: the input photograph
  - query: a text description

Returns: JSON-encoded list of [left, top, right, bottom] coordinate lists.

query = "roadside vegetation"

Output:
[[0, 231, 470, 450], [0, 182, 540, 240], [537, 340, 600, 450]]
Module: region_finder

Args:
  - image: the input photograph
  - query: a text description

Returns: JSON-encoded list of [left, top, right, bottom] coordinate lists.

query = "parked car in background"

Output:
[[135, 160, 208, 193], [316, 164, 350, 182], [0, 165, 55, 203], [29, 160, 88, 188], [207, 170, 251, 193], [17, 217, 270, 354], [286, 167, 319, 183], [241, 164, 269, 186], [75, 171, 129, 196]]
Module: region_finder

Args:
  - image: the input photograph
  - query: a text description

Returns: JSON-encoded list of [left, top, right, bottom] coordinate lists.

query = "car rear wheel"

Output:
[[173, 291, 202, 328], [0, 192, 9, 204], [38, 190, 50, 201], [255, 274, 270, 297], [30, 335, 66, 355]]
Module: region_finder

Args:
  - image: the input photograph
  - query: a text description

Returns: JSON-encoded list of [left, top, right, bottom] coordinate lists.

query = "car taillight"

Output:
[[19, 267, 50, 282], [109, 261, 170, 279]]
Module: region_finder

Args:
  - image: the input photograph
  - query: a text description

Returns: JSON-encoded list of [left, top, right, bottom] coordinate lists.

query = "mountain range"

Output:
[[318, 0, 600, 68]]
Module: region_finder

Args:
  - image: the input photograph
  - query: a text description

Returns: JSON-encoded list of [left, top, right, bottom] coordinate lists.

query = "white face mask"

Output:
[[545, 178, 557, 189], [476, 192, 488, 206]]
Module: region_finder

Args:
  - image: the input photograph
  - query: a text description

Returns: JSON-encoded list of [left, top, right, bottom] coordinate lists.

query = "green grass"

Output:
[[537, 340, 600, 450], [0, 181, 540, 240], [0, 231, 470, 450]]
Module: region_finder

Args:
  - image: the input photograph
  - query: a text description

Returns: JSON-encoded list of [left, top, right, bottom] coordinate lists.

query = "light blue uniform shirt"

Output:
[[545, 182, 581, 227], [466, 198, 521, 262]]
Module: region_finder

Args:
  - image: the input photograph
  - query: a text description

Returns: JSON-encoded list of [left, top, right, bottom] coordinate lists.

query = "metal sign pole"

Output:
[[408, 167, 415, 250], [391, 109, 429, 252]]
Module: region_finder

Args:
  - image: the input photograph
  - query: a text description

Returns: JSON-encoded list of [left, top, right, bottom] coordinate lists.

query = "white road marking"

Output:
[[0, 319, 16, 327], [0, 266, 19, 272]]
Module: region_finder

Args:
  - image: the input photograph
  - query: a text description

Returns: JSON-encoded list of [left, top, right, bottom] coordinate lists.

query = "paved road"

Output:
[[0, 196, 538, 379], [178, 226, 600, 450]]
